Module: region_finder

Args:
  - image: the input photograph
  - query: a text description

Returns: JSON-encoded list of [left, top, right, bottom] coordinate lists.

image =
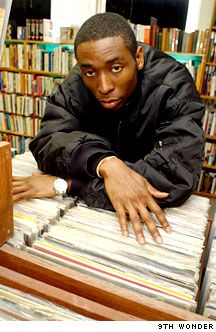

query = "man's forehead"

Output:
[[77, 36, 126, 52], [76, 36, 131, 62]]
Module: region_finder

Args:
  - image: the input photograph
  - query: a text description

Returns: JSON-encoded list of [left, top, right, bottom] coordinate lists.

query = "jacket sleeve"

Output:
[[29, 72, 116, 179], [127, 100, 205, 207], [76, 96, 205, 210]]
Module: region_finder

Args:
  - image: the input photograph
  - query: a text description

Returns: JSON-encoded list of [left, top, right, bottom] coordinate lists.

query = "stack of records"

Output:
[[11, 152, 211, 314], [11, 152, 75, 248], [28, 196, 210, 312], [198, 214, 216, 319], [0, 284, 91, 320]]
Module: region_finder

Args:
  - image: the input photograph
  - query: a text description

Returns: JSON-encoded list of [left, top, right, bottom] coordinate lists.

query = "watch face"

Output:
[[53, 178, 68, 195]]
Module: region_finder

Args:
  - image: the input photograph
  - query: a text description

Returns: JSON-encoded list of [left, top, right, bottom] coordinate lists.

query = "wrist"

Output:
[[66, 179, 72, 193], [96, 156, 117, 178]]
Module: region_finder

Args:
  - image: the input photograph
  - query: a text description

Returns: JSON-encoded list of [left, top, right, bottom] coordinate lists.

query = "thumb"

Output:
[[145, 181, 169, 198]]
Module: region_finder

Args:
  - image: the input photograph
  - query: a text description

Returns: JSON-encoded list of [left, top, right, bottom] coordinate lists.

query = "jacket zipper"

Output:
[[117, 120, 122, 153]]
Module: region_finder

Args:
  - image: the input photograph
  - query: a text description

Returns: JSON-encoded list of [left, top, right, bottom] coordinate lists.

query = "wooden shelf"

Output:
[[0, 129, 33, 138], [0, 90, 47, 98], [165, 51, 204, 56], [5, 39, 74, 46], [202, 163, 216, 171], [206, 61, 216, 66], [0, 110, 33, 117], [194, 191, 216, 199], [201, 95, 216, 100], [206, 134, 216, 142], [0, 66, 66, 77]]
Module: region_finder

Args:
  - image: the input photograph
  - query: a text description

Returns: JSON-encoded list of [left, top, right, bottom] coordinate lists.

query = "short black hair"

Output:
[[74, 12, 138, 59]]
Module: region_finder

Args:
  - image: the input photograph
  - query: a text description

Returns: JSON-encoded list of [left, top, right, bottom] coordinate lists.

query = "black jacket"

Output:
[[30, 43, 205, 210]]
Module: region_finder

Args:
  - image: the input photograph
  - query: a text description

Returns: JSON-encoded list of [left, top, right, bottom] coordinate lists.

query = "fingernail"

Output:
[[165, 226, 172, 233], [138, 236, 146, 245], [155, 236, 163, 244]]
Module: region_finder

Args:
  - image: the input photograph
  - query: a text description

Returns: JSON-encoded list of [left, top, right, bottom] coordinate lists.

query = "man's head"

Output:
[[74, 12, 137, 59], [74, 12, 144, 111]]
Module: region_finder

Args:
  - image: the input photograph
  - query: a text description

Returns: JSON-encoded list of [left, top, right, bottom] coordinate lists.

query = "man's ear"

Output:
[[136, 46, 144, 70]]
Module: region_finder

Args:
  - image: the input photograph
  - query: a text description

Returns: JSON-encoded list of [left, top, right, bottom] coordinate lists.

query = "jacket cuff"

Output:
[[88, 152, 117, 177]]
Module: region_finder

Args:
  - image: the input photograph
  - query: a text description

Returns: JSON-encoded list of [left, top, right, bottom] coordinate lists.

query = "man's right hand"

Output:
[[13, 173, 72, 203], [99, 157, 172, 245]]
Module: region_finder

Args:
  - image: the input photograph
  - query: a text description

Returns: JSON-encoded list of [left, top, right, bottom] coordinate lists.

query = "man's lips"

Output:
[[99, 98, 121, 109]]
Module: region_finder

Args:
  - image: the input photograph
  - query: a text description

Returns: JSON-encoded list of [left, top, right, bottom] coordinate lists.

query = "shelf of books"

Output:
[[131, 18, 210, 93], [195, 0, 216, 199], [0, 39, 76, 154]]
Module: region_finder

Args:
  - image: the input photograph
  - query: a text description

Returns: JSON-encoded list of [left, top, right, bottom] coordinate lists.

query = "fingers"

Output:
[[138, 206, 163, 244], [13, 187, 31, 203], [116, 207, 129, 237], [114, 196, 171, 245], [144, 180, 169, 198], [115, 203, 146, 245], [147, 198, 172, 234], [128, 208, 146, 244]]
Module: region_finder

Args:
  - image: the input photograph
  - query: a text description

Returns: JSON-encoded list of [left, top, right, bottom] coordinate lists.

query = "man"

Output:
[[13, 12, 205, 245]]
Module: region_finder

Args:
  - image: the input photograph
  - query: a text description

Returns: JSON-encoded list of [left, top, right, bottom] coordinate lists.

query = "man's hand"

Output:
[[99, 157, 171, 245], [13, 173, 59, 202]]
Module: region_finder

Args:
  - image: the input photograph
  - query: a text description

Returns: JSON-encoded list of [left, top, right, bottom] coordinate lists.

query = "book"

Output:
[[60, 26, 79, 43]]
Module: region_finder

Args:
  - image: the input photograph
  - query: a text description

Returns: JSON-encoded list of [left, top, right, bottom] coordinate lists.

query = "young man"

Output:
[[13, 12, 205, 245]]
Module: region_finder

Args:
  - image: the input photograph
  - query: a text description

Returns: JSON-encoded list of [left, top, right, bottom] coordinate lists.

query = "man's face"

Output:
[[76, 36, 144, 111]]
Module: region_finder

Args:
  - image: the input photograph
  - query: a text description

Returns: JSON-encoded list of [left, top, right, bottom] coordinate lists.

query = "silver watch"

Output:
[[53, 178, 68, 196]]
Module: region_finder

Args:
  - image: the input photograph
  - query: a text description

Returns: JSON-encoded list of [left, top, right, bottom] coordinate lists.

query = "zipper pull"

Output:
[[158, 140, 163, 149]]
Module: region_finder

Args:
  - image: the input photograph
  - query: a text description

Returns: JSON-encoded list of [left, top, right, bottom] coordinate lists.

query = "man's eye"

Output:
[[85, 71, 96, 77], [111, 66, 122, 73]]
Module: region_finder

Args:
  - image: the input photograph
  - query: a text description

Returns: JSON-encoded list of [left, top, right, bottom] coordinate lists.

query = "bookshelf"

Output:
[[132, 21, 210, 93], [166, 52, 204, 93], [133, 19, 215, 197], [195, 0, 216, 198], [0, 39, 75, 153]]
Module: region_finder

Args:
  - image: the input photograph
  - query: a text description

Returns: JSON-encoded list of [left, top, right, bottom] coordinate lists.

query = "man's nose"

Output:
[[97, 73, 114, 94]]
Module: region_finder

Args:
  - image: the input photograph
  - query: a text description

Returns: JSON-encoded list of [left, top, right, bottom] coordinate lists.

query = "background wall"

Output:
[[185, 0, 214, 32], [51, 0, 98, 41], [8, 0, 215, 41], [50, 0, 214, 40]]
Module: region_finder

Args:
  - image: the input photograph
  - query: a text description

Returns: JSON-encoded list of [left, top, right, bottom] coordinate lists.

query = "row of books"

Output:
[[0, 133, 30, 155], [1, 43, 76, 74], [207, 30, 216, 63], [202, 100, 216, 136], [25, 18, 53, 42], [130, 22, 209, 54], [196, 170, 216, 195], [0, 93, 46, 118], [0, 71, 61, 96], [201, 65, 216, 96], [0, 112, 33, 136], [0, 93, 34, 116], [204, 142, 216, 166]]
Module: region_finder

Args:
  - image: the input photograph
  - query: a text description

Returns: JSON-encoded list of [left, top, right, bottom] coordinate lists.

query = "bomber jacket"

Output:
[[29, 43, 205, 210]]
